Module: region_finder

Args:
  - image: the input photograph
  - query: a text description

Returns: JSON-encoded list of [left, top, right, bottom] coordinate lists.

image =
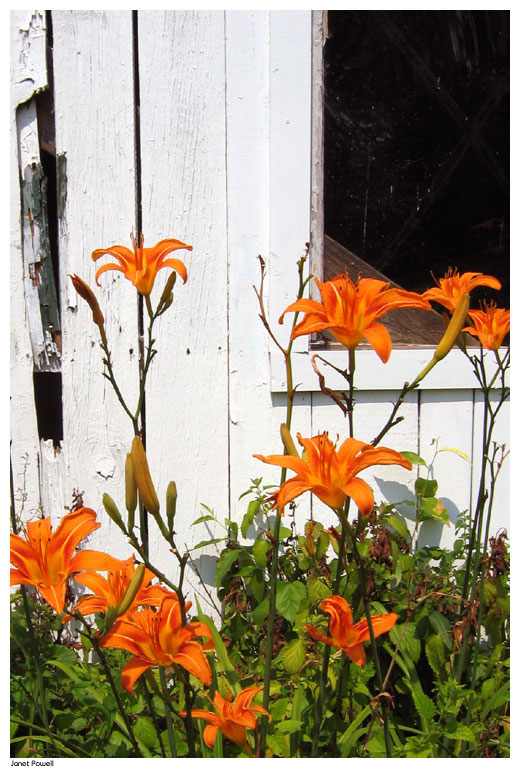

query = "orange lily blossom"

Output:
[[100, 595, 214, 692], [463, 303, 510, 351], [305, 595, 398, 666], [423, 268, 501, 313], [279, 272, 431, 363], [254, 432, 412, 515], [63, 555, 172, 624], [10, 508, 122, 614], [184, 686, 270, 750], [92, 233, 191, 295]]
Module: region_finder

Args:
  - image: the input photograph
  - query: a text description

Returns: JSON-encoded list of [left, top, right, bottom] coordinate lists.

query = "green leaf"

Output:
[[250, 568, 265, 603], [191, 514, 215, 526], [195, 606, 240, 695], [251, 597, 269, 626], [281, 638, 306, 674], [276, 718, 304, 734], [387, 515, 410, 540], [306, 577, 332, 605], [428, 611, 452, 649], [276, 581, 306, 624], [191, 537, 227, 550], [444, 723, 476, 743], [425, 634, 445, 676], [439, 446, 470, 462], [252, 538, 270, 569], [241, 498, 262, 538], [415, 477, 438, 498], [133, 716, 157, 748], [214, 548, 240, 587], [279, 526, 292, 540], [481, 681, 510, 719], [401, 450, 428, 467], [418, 497, 450, 525]]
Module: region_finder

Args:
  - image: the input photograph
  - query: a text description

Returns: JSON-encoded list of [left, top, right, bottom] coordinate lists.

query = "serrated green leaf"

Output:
[[252, 537, 270, 569], [425, 634, 445, 676], [401, 451, 428, 467], [444, 723, 475, 743], [133, 716, 157, 748], [281, 638, 306, 674], [306, 577, 332, 604], [214, 548, 241, 587], [241, 498, 261, 538], [276, 581, 306, 624], [276, 718, 304, 734]]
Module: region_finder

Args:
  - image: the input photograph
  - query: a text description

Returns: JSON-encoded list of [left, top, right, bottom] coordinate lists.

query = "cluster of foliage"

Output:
[[11, 234, 509, 758]]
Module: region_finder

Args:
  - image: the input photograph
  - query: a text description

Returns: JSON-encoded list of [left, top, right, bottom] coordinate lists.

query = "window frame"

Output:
[[268, 10, 507, 394]]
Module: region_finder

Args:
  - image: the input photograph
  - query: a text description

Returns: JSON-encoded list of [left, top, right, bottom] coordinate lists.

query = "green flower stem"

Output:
[[141, 678, 166, 757], [258, 250, 311, 757], [310, 523, 348, 757], [159, 667, 178, 757], [83, 624, 143, 756], [349, 533, 393, 758]]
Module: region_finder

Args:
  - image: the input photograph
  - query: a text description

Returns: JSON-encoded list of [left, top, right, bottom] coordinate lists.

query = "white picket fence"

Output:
[[10, 11, 509, 610]]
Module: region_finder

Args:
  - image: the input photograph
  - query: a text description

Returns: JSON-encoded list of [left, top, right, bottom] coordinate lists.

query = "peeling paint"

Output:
[[57, 153, 67, 220]]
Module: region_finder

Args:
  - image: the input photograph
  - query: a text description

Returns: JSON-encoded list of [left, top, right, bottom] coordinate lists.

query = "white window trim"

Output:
[[268, 10, 508, 394]]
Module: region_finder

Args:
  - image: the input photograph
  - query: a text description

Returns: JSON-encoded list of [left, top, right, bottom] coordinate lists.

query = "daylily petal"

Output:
[[120, 656, 153, 694], [353, 612, 398, 644], [342, 477, 374, 516], [281, 272, 431, 360], [70, 550, 124, 574], [363, 322, 392, 363], [345, 643, 367, 666], [203, 724, 220, 749], [92, 234, 191, 295]]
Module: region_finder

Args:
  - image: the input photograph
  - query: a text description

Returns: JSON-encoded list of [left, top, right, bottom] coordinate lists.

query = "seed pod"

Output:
[[131, 435, 160, 516], [166, 481, 178, 532], [434, 293, 470, 362], [102, 493, 125, 533], [113, 563, 146, 619], [280, 423, 299, 457]]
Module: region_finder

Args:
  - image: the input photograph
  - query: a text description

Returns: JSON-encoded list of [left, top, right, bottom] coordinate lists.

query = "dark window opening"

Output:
[[33, 372, 63, 445], [323, 10, 509, 318]]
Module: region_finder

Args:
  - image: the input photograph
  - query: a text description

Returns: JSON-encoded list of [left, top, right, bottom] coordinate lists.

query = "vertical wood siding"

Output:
[[10, 11, 509, 598]]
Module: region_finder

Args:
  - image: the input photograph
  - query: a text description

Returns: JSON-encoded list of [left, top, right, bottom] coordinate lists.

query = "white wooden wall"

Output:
[[11, 11, 509, 607]]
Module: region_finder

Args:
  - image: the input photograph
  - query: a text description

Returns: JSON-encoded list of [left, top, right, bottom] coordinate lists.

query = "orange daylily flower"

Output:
[[64, 555, 172, 624], [254, 432, 412, 515], [10, 508, 121, 614], [92, 233, 191, 295], [305, 595, 398, 666], [279, 273, 431, 363], [185, 686, 270, 750], [463, 303, 510, 351], [100, 595, 213, 693], [423, 268, 501, 313]]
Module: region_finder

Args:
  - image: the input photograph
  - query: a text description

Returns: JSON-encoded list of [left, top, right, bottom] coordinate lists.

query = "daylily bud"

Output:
[[103, 604, 118, 633], [131, 436, 160, 516], [280, 424, 299, 457], [166, 481, 178, 532], [113, 563, 146, 618], [102, 493, 126, 533], [70, 274, 105, 327], [157, 271, 177, 313], [125, 452, 137, 514], [433, 293, 470, 362]]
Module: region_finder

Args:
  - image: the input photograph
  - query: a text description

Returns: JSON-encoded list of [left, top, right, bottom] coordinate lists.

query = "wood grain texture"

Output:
[[10, 11, 48, 522], [137, 11, 230, 603], [52, 10, 139, 555]]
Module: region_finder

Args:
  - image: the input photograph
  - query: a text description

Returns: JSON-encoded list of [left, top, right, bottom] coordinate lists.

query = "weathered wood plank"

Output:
[[137, 10, 230, 601], [52, 10, 140, 553], [10, 10, 48, 522]]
